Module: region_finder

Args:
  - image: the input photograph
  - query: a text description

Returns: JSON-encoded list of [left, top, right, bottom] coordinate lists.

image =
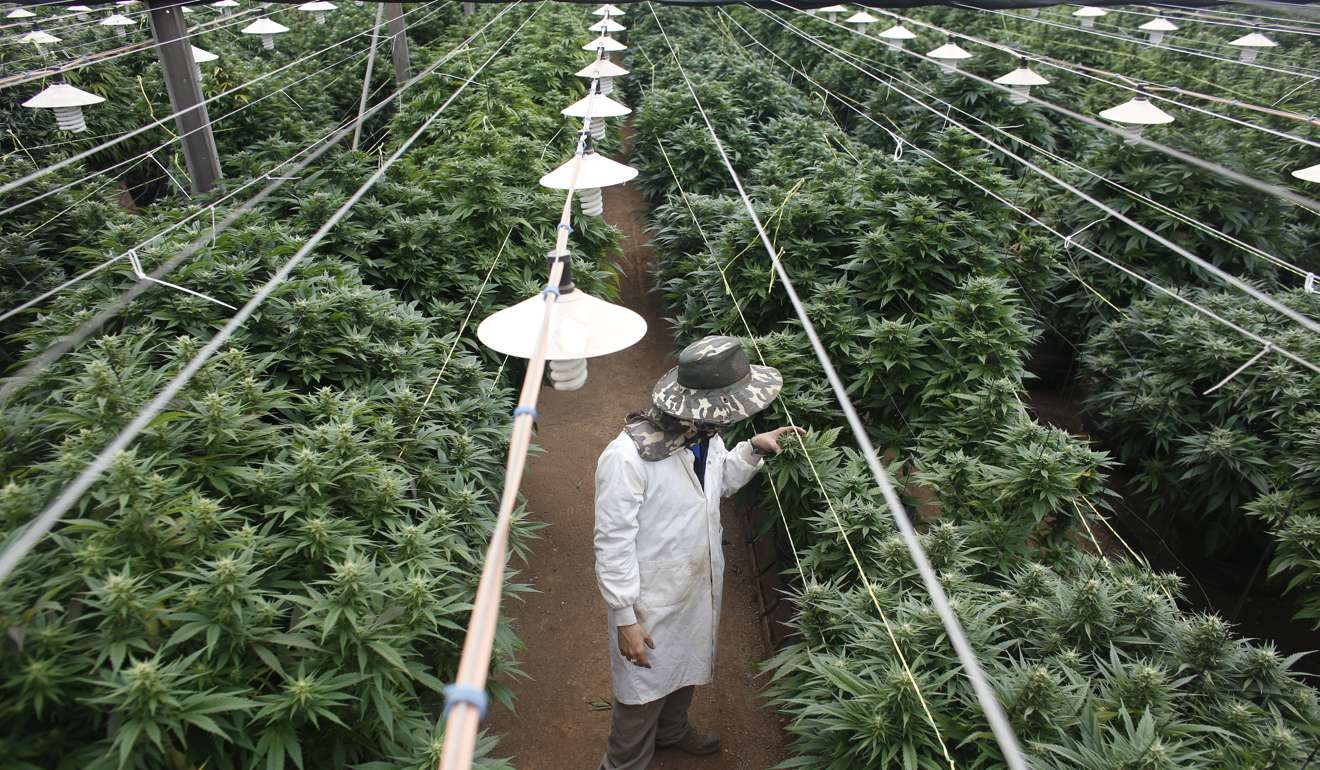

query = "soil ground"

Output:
[[486, 131, 789, 770]]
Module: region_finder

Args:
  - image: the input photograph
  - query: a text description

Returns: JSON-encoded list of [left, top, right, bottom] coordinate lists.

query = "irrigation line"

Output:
[[755, 6, 1320, 374], [974, 5, 1320, 80], [0, 1, 537, 588], [440, 12, 600, 769], [648, 5, 1031, 769], [0, 0, 447, 198], [779, 6, 1320, 336], [0, 3, 519, 404]]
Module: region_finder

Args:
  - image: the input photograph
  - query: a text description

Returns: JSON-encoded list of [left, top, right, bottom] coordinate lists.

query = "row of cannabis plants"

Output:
[[625, 7, 1319, 768], [0, 6, 620, 769]]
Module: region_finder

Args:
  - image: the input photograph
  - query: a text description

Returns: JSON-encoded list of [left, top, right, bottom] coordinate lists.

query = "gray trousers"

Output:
[[599, 685, 695, 770]]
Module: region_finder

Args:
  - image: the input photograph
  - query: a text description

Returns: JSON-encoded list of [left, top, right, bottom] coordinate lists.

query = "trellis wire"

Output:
[[648, 4, 1032, 768]]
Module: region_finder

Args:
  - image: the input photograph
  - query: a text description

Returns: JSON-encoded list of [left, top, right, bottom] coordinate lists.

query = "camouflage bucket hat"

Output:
[[652, 336, 783, 425]]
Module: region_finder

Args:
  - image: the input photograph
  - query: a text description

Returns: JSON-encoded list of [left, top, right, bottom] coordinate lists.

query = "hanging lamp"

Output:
[[191, 44, 217, 82], [1292, 164, 1319, 183], [589, 17, 625, 34], [23, 82, 105, 133], [927, 37, 971, 74], [1072, 6, 1107, 28], [817, 4, 849, 21], [878, 23, 916, 50], [845, 10, 879, 32], [20, 30, 61, 57], [1138, 14, 1178, 45], [1229, 29, 1277, 62], [68, 5, 92, 19], [539, 149, 637, 217], [100, 13, 135, 38], [993, 58, 1049, 104], [577, 58, 628, 97], [592, 4, 625, 16], [298, 1, 336, 24], [563, 92, 630, 139], [1099, 88, 1174, 143], [582, 34, 626, 53], [477, 252, 647, 392], [242, 17, 289, 50], [211, 0, 239, 13], [6, 7, 35, 19]]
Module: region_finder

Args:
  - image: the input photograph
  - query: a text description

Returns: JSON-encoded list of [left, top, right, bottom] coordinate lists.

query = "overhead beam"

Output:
[[146, 0, 221, 195]]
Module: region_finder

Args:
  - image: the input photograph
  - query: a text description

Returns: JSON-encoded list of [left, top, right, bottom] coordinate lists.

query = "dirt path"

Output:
[[486, 132, 788, 770]]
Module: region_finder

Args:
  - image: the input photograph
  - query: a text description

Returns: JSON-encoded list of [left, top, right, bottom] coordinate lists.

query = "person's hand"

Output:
[[751, 426, 807, 456], [618, 623, 655, 668]]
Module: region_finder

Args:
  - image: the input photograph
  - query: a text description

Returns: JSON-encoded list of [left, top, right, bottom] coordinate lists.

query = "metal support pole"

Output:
[[146, 0, 220, 195], [384, 2, 410, 85], [462, 2, 475, 14], [352, 3, 386, 151]]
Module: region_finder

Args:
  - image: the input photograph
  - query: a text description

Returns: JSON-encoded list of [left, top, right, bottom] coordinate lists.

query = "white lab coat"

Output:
[[594, 431, 764, 705]]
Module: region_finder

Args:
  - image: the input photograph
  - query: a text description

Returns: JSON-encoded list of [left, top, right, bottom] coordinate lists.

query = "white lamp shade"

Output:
[[995, 65, 1049, 86], [1099, 96, 1174, 125], [1292, 164, 1320, 183], [540, 152, 638, 190], [100, 13, 134, 25], [1230, 32, 1277, 48], [21, 30, 61, 44], [242, 18, 289, 34], [582, 34, 626, 52], [818, 5, 850, 13], [6, 8, 36, 18], [477, 289, 647, 361], [1072, 6, 1107, 17], [928, 42, 971, 61], [1139, 17, 1178, 31], [845, 10, 878, 23], [576, 59, 628, 78], [116, 1, 137, 5], [589, 18, 624, 32], [23, 83, 105, 108], [299, 1, 336, 11], [191, 44, 218, 62], [562, 93, 630, 118], [68, 5, 93, 10], [879, 24, 916, 40], [212, 0, 240, 6], [592, 4, 625, 16]]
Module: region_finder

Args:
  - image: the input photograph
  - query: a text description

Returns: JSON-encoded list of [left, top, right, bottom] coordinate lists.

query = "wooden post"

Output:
[[384, 2, 410, 85], [146, 0, 220, 195]]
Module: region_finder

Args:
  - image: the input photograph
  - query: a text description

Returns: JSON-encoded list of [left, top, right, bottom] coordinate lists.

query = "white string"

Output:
[[125, 248, 235, 309], [0, 2, 513, 404], [0, 0, 447, 197], [0, 7, 266, 90], [749, 5, 1320, 377], [977, 5, 1320, 80], [1151, 2, 1320, 30], [830, 17, 1317, 284], [1203, 343, 1274, 395], [648, 6, 1030, 769], [785, 5, 1320, 336], [1110, 5, 1320, 37], [0, 1, 533, 586]]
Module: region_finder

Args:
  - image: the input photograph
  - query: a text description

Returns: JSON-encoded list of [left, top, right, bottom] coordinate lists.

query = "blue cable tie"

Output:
[[513, 405, 539, 421], [542, 283, 561, 298], [443, 683, 488, 720]]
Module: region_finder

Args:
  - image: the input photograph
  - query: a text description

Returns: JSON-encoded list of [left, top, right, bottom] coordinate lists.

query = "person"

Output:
[[593, 336, 802, 770]]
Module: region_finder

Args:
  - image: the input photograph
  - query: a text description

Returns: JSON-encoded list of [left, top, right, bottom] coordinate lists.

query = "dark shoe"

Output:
[[657, 728, 720, 756]]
